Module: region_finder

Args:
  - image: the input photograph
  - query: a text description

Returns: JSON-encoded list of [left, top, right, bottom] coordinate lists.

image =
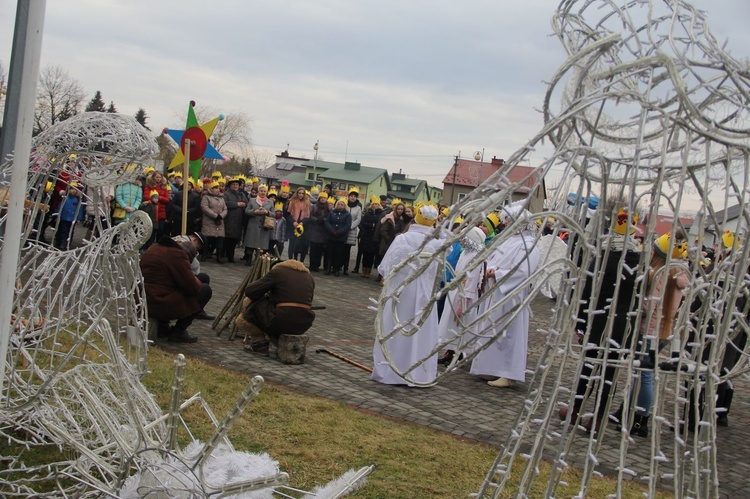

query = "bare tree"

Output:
[[246, 146, 274, 173], [186, 106, 253, 177], [33, 65, 86, 135]]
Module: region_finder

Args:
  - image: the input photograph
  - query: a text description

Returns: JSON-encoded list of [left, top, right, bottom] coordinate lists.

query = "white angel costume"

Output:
[[372, 207, 444, 386], [437, 227, 486, 354], [470, 205, 540, 383]]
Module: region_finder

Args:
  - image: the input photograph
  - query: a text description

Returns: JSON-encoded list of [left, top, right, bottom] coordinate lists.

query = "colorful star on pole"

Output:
[[163, 101, 224, 180]]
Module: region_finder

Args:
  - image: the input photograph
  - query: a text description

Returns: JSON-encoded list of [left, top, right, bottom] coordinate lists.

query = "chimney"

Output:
[[491, 156, 504, 166]]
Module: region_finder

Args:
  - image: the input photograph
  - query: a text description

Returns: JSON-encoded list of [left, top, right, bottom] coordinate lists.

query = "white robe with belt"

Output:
[[470, 231, 539, 382], [371, 224, 444, 386]]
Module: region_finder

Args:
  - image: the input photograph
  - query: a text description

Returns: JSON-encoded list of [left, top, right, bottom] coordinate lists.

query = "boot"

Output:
[[342, 265, 349, 276], [168, 327, 198, 343], [630, 414, 649, 437], [611, 403, 624, 431], [361, 267, 371, 278]]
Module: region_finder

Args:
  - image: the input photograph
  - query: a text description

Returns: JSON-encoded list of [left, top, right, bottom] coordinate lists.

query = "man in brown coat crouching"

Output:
[[243, 259, 315, 354], [141, 232, 212, 343]]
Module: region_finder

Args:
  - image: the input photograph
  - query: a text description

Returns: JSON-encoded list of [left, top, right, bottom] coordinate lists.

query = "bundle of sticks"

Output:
[[212, 251, 279, 340]]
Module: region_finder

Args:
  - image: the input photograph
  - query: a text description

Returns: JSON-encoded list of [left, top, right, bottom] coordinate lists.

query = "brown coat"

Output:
[[140, 236, 202, 320], [243, 259, 315, 337]]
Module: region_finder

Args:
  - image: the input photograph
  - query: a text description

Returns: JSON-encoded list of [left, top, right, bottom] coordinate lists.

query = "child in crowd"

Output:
[[140, 190, 160, 250], [53, 182, 85, 250], [269, 202, 286, 257]]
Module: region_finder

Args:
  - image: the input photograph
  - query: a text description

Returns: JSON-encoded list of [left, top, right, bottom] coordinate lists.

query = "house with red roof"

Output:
[[442, 156, 545, 212]]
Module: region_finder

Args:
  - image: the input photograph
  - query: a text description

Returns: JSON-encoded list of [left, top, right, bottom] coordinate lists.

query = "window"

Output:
[[457, 193, 468, 202], [306, 172, 316, 181]]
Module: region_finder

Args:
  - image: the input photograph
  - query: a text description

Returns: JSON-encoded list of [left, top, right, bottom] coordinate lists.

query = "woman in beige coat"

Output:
[[200, 181, 228, 263]]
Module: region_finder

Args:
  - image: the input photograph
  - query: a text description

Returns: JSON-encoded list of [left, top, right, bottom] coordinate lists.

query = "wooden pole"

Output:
[[181, 139, 192, 235]]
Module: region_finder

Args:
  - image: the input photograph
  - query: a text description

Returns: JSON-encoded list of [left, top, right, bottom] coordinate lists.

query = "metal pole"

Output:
[[0, 1, 32, 168], [451, 154, 458, 204], [0, 0, 46, 396]]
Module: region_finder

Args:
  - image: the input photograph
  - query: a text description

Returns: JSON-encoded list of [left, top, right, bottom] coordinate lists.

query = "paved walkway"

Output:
[[156, 256, 748, 498]]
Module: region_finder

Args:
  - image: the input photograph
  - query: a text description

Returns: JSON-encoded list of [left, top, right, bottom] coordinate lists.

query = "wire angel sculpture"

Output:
[[374, 1, 750, 497], [0, 112, 371, 497]]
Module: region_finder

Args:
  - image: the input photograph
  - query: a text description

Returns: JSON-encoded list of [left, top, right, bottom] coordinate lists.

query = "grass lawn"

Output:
[[144, 348, 671, 498]]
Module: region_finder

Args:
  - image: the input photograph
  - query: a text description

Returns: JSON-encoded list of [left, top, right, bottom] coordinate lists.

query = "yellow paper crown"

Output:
[[370, 195, 379, 204], [484, 212, 500, 232], [236, 174, 247, 182], [319, 192, 329, 200], [172, 171, 182, 178], [391, 198, 402, 206], [274, 201, 284, 211], [210, 181, 220, 189], [338, 197, 348, 205], [211, 171, 222, 178], [258, 183, 268, 192], [348, 186, 359, 196], [149, 190, 159, 198], [144, 166, 155, 174], [250, 176, 259, 183], [722, 230, 741, 250], [268, 189, 278, 197], [280, 180, 291, 193], [614, 208, 639, 235], [415, 201, 439, 226], [654, 233, 687, 259], [186, 178, 196, 188], [311, 186, 320, 195]]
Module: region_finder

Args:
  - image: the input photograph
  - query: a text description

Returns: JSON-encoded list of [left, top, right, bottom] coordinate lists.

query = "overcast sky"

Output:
[[1, 0, 749, 190]]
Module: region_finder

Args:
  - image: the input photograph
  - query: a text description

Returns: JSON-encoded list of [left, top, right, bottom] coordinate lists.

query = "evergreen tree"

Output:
[[107, 101, 117, 113], [134, 108, 150, 130], [85, 90, 106, 112]]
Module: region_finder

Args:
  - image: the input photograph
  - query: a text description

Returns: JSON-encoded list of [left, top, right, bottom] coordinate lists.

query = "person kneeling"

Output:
[[140, 232, 212, 343], [242, 259, 315, 355]]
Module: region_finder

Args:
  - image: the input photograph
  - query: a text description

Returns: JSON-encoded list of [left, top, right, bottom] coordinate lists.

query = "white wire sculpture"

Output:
[[0, 112, 371, 497], [374, 1, 750, 497]]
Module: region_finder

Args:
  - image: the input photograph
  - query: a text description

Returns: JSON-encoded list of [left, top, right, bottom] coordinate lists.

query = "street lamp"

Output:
[[313, 140, 319, 187], [474, 148, 484, 187]]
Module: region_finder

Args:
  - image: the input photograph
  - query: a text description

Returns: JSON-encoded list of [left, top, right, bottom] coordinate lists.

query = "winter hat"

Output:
[[191, 232, 206, 247], [463, 227, 486, 251]]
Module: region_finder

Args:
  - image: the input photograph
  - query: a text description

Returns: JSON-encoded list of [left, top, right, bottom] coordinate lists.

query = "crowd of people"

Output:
[[41, 164, 748, 435]]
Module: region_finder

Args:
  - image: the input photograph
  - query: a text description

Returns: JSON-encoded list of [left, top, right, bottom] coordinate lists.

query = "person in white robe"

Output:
[[371, 203, 444, 386], [470, 203, 540, 388], [437, 227, 487, 364]]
